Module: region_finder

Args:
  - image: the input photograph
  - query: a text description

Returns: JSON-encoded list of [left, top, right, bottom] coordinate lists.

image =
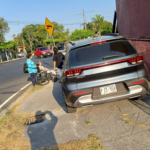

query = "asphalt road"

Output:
[[0, 56, 54, 105]]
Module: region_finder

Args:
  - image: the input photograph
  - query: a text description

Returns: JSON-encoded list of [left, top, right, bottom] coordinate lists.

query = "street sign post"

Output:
[[45, 18, 55, 46]]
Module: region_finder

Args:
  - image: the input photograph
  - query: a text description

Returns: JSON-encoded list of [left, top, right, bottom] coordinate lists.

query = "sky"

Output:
[[0, 0, 116, 41]]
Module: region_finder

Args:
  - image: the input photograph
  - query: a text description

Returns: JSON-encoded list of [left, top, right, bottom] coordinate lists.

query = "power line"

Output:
[[73, 10, 97, 16]]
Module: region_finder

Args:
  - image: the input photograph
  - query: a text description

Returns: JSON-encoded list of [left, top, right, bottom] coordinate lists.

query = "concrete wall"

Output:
[[116, 0, 150, 73]]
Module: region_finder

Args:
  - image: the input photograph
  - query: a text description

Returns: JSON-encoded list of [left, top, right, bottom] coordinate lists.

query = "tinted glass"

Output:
[[69, 40, 137, 67], [40, 47, 48, 51]]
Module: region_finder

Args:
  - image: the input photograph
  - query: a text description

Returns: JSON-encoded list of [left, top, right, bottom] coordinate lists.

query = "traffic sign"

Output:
[[45, 18, 54, 37]]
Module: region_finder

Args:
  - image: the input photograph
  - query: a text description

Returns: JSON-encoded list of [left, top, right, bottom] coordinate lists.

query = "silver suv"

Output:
[[61, 34, 150, 113]]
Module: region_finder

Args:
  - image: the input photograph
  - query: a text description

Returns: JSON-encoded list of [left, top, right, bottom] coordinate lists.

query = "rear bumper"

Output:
[[73, 85, 147, 107]]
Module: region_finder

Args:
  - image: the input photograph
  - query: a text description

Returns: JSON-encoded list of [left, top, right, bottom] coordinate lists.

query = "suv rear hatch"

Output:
[[66, 39, 143, 94]]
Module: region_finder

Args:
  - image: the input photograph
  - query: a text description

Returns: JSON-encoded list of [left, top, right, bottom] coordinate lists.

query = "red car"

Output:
[[34, 47, 53, 58]]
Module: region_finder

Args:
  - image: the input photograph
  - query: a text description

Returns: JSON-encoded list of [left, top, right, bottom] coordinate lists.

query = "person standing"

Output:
[[26, 53, 37, 86], [53, 47, 64, 82]]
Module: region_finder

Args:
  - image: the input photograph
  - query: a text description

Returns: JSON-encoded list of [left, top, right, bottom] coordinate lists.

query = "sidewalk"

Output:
[[13, 80, 150, 150]]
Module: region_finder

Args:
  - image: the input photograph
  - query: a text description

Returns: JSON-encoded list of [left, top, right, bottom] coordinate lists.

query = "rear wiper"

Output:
[[103, 55, 122, 60]]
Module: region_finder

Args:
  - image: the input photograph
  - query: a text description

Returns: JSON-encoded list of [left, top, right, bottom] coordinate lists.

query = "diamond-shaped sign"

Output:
[[45, 18, 54, 37]]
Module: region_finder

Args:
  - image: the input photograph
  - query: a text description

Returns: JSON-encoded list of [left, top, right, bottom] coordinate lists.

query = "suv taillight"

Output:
[[128, 56, 143, 65], [65, 69, 82, 77], [65, 56, 144, 77]]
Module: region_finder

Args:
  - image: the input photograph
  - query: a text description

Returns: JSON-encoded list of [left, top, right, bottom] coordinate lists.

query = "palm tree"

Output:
[[91, 15, 104, 35]]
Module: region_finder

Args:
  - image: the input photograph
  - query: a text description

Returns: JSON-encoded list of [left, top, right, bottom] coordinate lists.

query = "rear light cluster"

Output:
[[90, 41, 106, 46], [128, 56, 143, 65], [65, 56, 144, 77], [65, 69, 82, 77]]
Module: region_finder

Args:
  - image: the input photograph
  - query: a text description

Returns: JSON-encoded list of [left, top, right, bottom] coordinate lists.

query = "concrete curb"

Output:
[[0, 83, 32, 113]]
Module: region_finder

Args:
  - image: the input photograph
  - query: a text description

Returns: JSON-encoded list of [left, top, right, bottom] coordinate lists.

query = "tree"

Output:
[[91, 14, 104, 35], [70, 29, 94, 41], [101, 21, 112, 32], [0, 17, 9, 43], [13, 22, 70, 53], [86, 22, 94, 31]]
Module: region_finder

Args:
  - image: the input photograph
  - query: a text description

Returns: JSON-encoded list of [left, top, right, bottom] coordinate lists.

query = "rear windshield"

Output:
[[69, 40, 137, 67], [40, 47, 48, 51]]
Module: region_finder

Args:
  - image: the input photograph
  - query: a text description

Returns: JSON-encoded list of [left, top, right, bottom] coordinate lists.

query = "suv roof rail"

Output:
[[69, 41, 75, 46], [102, 33, 119, 36]]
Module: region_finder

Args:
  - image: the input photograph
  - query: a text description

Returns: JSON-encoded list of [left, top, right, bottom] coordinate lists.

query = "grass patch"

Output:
[[0, 85, 44, 150], [37, 134, 103, 150], [123, 115, 146, 127], [86, 121, 92, 126], [82, 109, 87, 114], [47, 86, 52, 89], [0, 104, 31, 150], [57, 107, 62, 111]]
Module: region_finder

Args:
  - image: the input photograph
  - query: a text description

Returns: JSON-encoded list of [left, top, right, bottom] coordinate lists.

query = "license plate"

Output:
[[100, 84, 117, 95]]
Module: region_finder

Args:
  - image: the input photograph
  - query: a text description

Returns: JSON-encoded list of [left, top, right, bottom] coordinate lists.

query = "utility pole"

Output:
[[83, 8, 87, 30], [73, 9, 96, 30]]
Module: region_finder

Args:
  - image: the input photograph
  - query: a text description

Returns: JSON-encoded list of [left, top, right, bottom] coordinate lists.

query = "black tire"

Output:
[[66, 105, 77, 113], [40, 54, 44, 59], [36, 72, 49, 85], [35, 55, 37, 59], [23, 63, 28, 73]]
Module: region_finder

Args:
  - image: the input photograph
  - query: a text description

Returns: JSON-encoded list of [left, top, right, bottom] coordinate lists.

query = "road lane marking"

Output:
[[0, 82, 32, 109]]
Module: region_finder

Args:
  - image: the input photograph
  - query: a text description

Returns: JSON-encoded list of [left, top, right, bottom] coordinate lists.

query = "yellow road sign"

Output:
[[45, 18, 54, 37]]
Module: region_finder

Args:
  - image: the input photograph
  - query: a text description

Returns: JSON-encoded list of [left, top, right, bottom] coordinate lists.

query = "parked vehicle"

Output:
[[34, 47, 53, 59], [61, 34, 150, 113], [16, 52, 24, 58], [58, 45, 66, 55]]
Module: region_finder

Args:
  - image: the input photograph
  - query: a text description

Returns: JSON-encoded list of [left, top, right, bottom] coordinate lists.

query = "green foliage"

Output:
[[14, 22, 70, 53], [86, 15, 113, 34], [0, 17, 10, 43], [101, 30, 112, 34], [70, 29, 94, 41], [101, 21, 113, 31], [91, 14, 104, 34], [44, 38, 67, 43], [0, 41, 18, 50], [11, 50, 17, 58]]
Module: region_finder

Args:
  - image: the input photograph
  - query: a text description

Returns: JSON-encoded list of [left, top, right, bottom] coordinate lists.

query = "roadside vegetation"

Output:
[[0, 14, 113, 56], [0, 85, 43, 150]]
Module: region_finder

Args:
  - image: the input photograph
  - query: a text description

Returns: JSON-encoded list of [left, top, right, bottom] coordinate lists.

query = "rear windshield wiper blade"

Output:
[[103, 55, 122, 60]]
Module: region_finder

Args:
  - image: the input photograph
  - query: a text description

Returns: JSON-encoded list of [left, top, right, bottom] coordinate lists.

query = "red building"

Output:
[[116, 0, 150, 73]]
